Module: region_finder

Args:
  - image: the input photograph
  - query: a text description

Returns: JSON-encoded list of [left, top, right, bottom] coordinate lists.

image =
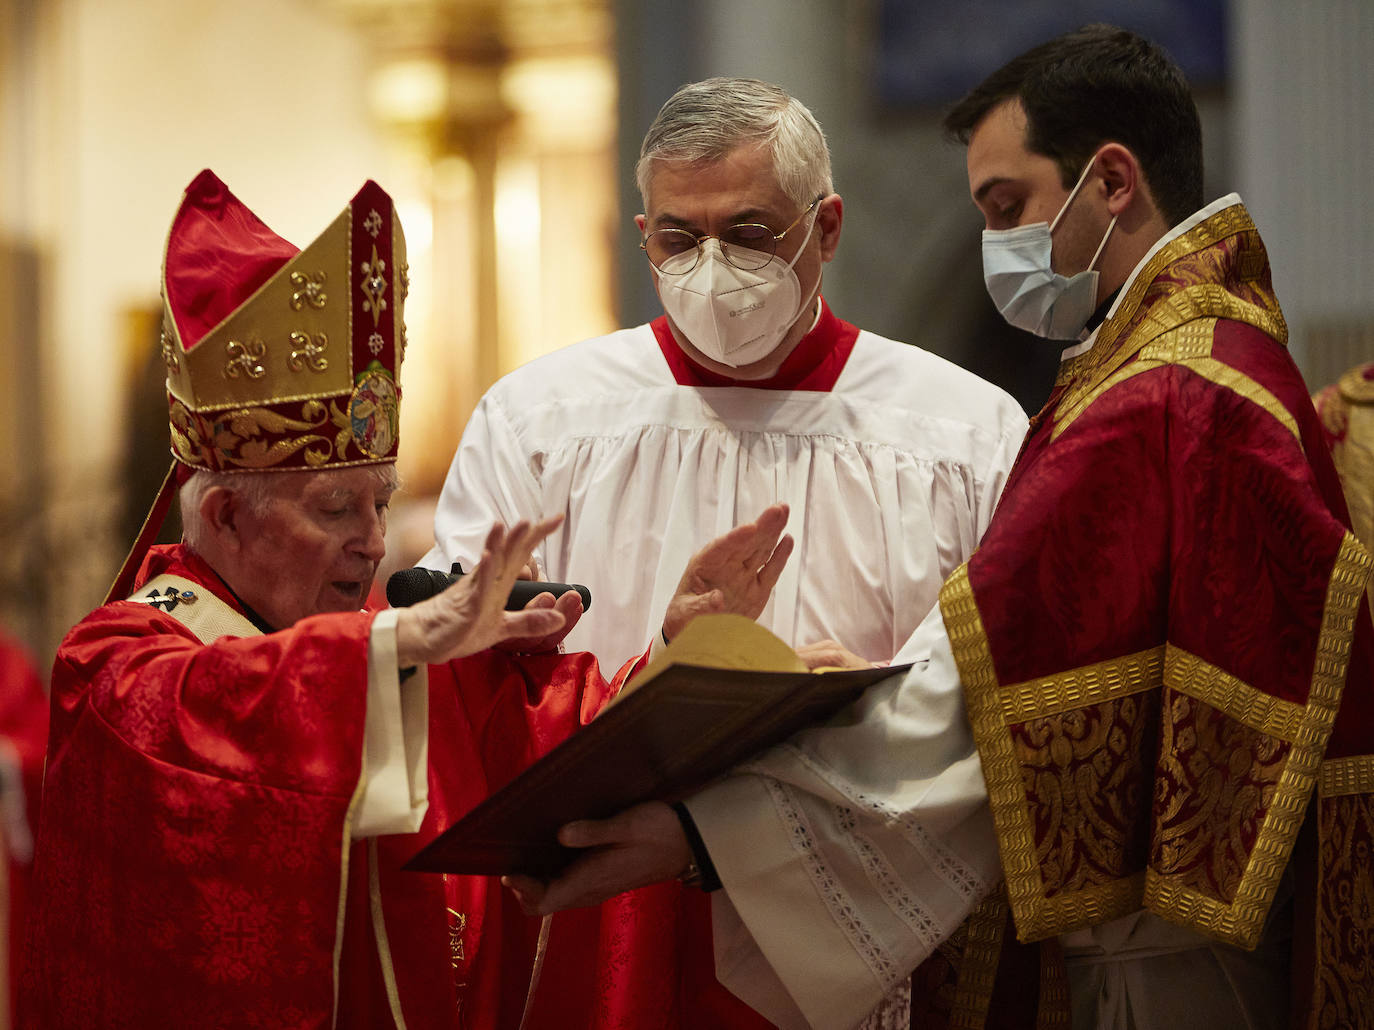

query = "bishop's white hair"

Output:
[[179, 464, 398, 554]]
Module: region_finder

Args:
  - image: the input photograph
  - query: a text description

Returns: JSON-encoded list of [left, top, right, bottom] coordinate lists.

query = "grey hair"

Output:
[[180, 470, 276, 554], [179, 464, 399, 553], [635, 77, 833, 210]]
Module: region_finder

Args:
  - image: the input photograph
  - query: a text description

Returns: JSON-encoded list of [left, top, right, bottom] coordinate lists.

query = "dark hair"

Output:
[[943, 24, 1203, 226]]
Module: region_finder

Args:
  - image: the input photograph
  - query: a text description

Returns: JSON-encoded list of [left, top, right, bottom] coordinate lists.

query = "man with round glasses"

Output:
[[426, 74, 1025, 686], [422, 76, 1027, 1027]]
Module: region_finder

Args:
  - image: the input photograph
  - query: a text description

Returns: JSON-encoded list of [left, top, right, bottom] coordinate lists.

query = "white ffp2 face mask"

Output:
[[980, 158, 1117, 341], [657, 212, 817, 368]]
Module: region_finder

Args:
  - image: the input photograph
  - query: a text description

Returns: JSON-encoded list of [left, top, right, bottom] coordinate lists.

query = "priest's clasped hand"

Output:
[[503, 801, 690, 915], [395, 517, 569, 667]]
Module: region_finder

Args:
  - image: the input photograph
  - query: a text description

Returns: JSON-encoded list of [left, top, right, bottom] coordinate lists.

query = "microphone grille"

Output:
[[385, 566, 453, 608]]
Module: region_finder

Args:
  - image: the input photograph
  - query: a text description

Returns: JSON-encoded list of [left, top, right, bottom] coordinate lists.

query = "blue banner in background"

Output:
[[875, 0, 1228, 108]]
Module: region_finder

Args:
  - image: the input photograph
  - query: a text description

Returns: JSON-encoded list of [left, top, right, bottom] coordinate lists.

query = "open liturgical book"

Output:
[[405, 614, 907, 878]]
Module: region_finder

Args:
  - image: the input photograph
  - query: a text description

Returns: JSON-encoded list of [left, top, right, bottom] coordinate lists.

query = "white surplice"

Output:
[[423, 309, 1028, 672], [686, 605, 1001, 1030]]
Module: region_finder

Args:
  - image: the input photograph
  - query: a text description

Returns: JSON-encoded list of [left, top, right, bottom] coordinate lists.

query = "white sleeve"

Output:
[[421, 389, 547, 574], [353, 608, 430, 837], [684, 604, 1000, 1030], [975, 404, 1029, 539]]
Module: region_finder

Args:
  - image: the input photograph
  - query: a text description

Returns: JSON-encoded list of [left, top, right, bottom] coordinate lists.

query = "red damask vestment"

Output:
[[939, 201, 1374, 1027], [20, 545, 633, 1029], [0, 631, 49, 1026]]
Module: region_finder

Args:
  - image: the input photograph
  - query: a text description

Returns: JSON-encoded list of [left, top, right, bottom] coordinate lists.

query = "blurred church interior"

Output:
[[1, 0, 1371, 671]]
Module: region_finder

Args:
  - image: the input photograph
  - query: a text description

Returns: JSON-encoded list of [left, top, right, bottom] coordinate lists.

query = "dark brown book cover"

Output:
[[405, 615, 906, 878]]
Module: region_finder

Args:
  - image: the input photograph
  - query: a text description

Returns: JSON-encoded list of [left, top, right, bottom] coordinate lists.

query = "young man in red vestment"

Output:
[[19, 171, 793, 1030], [511, 26, 1374, 1030]]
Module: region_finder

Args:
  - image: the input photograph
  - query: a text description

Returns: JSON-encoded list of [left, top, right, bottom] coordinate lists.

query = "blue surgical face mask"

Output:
[[980, 158, 1117, 341]]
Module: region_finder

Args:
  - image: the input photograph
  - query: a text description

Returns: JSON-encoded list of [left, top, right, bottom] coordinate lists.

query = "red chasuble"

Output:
[[938, 201, 1374, 1026], [20, 545, 631, 1029]]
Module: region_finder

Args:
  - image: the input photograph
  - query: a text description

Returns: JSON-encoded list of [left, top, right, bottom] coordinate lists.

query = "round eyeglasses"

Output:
[[640, 195, 824, 274]]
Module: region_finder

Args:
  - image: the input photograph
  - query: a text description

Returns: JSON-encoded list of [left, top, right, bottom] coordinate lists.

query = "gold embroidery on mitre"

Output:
[[188, 401, 332, 470], [167, 213, 353, 414], [162, 188, 407, 474], [224, 336, 267, 380], [288, 270, 328, 311], [287, 331, 329, 373], [160, 325, 180, 373], [318, 366, 401, 462], [360, 244, 388, 327]]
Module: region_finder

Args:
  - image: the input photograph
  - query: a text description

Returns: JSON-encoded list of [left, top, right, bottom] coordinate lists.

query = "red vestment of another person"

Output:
[[937, 200, 1374, 1026], [0, 631, 48, 1027], [20, 544, 639, 1029]]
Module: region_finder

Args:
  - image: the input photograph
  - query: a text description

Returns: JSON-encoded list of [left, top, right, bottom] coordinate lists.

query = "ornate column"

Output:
[[322, 0, 618, 494]]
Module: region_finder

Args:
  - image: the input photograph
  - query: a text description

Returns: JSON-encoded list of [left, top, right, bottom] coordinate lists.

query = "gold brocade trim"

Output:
[[1050, 203, 1290, 437], [999, 648, 1162, 722], [1174, 357, 1302, 445], [1052, 362, 1161, 440], [1017, 876, 1145, 943], [1051, 315, 1302, 448], [369, 838, 410, 1030], [1035, 939, 1072, 1030], [1320, 754, 1374, 798], [1165, 647, 1313, 742], [940, 564, 1044, 927], [949, 893, 1007, 1030], [940, 566, 1149, 941], [943, 532, 1372, 948], [1146, 533, 1371, 948], [1088, 204, 1274, 373], [1141, 879, 1265, 945], [1142, 317, 1217, 361]]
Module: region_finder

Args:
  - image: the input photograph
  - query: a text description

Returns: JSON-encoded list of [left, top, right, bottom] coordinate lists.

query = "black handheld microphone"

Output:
[[386, 563, 592, 612]]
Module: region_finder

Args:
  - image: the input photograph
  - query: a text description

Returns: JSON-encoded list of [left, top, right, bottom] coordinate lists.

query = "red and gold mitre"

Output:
[[105, 171, 409, 606], [160, 169, 408, 473]]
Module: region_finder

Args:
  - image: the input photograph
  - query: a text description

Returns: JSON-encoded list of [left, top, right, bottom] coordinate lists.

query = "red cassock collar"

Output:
[[651, 295, 859, 391]]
